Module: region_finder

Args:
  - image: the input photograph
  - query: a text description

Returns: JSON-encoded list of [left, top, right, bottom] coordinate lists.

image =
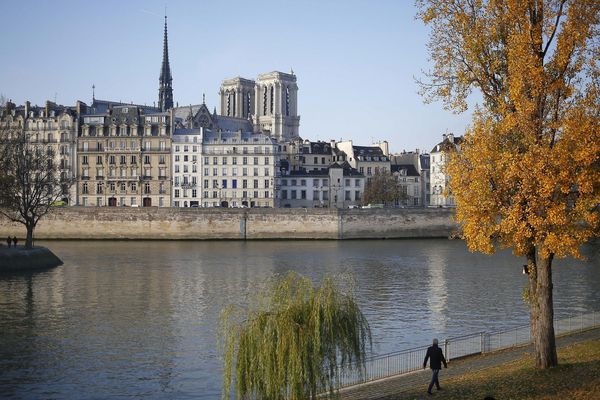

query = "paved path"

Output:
[[340, 327, 600, 400]]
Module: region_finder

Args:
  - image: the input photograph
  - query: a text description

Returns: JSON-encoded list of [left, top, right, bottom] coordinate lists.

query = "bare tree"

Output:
[[363, 170, 406, 206], [0, 115, 72, 249]]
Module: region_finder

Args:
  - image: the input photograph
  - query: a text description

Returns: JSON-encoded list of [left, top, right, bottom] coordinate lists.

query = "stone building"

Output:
[[200, 130, 278, 208], [279, 161, 364, 208], [430, 133, 462, 206], [219, 71, 300, 142], [334, 140, 391, 183], [171, 127, 202, 207], [77, 101, 171, 207], [1, 100, 79, 204], [391, 164, 421, 206]]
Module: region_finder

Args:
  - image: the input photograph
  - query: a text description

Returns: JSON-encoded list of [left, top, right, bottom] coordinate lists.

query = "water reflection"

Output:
[[0, 239, 597, 399]]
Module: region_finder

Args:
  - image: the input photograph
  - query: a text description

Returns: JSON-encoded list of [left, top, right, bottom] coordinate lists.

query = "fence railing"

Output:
[[337, 310, 600, 389]]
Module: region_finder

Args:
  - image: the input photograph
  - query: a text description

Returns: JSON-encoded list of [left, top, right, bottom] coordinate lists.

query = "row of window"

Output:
[[280, 178, 362, 188], [280, 190, 361, 201], [82, 182, 167, 195], [197, 167, 271, 177], [82, 155, 168, 165], [174, 189, 270, 199]]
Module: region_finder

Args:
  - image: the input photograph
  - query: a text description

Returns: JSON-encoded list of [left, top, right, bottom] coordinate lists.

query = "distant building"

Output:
[[430, 133, 462, 206], [390, 150, 431, 207], [334, 140, 391, 183], [391, 164, 421, 206], [1, 100, 79, 204], [200, 130, 278, 208], [171, 127, 202, 207], [279, 161, 364, 208], [77, 101, 171, 207]]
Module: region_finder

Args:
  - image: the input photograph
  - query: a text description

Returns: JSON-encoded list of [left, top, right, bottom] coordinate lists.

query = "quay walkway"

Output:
[[339, 327, 600, 399]]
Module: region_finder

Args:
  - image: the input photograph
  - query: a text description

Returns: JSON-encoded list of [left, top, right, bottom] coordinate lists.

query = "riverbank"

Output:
[[0, 207, 458, 240], [341, 328, 600, 400], [0, 245, 63, 272]]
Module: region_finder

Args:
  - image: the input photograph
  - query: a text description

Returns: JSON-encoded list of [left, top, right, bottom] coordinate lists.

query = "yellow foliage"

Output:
[[418, 0, 600, 260]]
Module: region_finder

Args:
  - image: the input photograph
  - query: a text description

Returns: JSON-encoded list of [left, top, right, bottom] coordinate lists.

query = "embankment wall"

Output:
[[0, 207, 458, 240]]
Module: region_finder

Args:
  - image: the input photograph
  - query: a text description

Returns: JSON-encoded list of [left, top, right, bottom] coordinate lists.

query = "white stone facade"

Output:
[[430, 133, 461, 207]]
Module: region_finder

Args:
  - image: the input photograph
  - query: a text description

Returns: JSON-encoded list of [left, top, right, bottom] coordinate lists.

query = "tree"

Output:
[[363, 170, 406, 206], [220, 272, 371, 399], [0, 114, 71, 249], [417, 0, 600, 368]]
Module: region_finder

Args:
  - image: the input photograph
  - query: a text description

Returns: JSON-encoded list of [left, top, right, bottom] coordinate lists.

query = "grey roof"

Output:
[[431, 135, 463, 153], [202, 130, 277, 144], [173, 128, 202, 136], [212, 115, 253, 132], [88, 99, 160, 115], [353, 146, 384, 156], [391, 164, 420, 177], [419, 154, 430, 169], [305, 141, 332, 155]]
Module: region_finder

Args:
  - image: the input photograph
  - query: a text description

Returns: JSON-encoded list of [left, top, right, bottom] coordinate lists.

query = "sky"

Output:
[[0, 0, 475, 154]]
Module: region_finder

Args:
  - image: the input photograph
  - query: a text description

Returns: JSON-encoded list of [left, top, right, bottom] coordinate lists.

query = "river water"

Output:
[[0, 239, 598, 399]]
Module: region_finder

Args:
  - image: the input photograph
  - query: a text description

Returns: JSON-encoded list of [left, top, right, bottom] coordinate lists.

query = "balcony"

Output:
[[95, 176, 105, 180], [142, 176, 152, 180], [158, 175, 168, 180], [81, 176, 90, 180]]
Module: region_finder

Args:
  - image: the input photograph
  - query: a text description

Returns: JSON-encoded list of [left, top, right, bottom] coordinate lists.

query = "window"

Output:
[[97, 156, 102, 165], [222, 167, 227, 175], [345, 191, 351, 201], [109, 156, 116, 165], [192, 190, 197, 198], [213, 157, 218, 165], [264, 157, 269, 165], [144, 155, 150, 164], [314, 157, 318, 164], [144, 183, 151, 194], [232, 157, 237, 165], [254, 157, 259, 165], [355, 179, 360, 187], [253, 168, 258, 176], [265, 191, 270, 198], [301, 190, 306, 199], [203, 180, 209, 189], [174, 189, 180, 198], [313, 191, 319, 201], [82, 156, 88, 165], [232, 179, 237, 189], [131, 182, 137, 192], [264, 180, 270, 188], [300, 179, 306, 186], [243, 168, 248, 176], [345, 179, 350, 186], [175, 155, 180, 162], [253, 180, 259, 189], [96, 183, 103, 194], [175, 165, 180, 173], [282, 190, 288, 200], [232, 167, 237, 176], [109, 182, 116, 193], [243, 180, 248, 189], [291, 190, 297, 199], [243, 157, 248, 165], [264, 168, 269, 176], [222, 180, 227, 189], [121, 182, 126, 192], [222, 156, 227, 165], [367, 167, 372, 175], [131, 155, 136, 164], [82, 183, 89, 194]]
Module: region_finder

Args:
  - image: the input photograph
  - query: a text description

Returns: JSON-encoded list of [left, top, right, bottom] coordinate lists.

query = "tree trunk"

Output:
[[533, 252, 558, 368], [25, 222, 34, 249], [526, 248, 540, 365]]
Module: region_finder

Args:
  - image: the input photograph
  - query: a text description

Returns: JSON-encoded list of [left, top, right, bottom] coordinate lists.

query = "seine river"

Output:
[[1, 239, 598, 399]]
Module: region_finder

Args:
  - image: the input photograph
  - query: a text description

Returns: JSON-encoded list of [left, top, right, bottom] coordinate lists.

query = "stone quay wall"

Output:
[[0, 207, 458, 240]]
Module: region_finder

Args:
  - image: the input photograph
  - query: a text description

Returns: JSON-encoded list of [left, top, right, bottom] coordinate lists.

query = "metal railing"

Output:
[[337, 310, 600, 389]]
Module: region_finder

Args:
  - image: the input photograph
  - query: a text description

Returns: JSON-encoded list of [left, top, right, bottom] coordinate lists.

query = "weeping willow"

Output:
[[220, 272, 371, 399]]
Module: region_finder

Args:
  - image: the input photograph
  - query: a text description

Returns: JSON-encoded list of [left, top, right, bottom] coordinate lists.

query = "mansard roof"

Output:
[[391, 164, 420, 177], [431, 134, 463, 153], [305, 141, 332, 155], [89, 99, 159, 115]]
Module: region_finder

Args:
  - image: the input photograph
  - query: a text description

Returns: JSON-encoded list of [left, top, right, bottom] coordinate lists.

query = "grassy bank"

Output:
[[392, 337, 600, 400]]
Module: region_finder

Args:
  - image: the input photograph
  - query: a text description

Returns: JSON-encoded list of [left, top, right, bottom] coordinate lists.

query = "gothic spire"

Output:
[[158, 14, 173, 111]]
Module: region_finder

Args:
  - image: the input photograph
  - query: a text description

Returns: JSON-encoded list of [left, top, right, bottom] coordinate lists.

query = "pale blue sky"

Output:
[[0, 0, 473, 153]]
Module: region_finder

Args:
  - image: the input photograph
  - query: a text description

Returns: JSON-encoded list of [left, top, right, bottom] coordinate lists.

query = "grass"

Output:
[[391, 338, 600, 400]]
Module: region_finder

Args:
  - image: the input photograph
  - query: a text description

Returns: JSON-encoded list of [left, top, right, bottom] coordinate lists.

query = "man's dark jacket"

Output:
[[423, 344, 447, 370]]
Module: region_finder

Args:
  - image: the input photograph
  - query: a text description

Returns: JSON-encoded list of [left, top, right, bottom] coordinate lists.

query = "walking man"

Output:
[[6, 236, 11, 248], [423, 338, 447, 395]]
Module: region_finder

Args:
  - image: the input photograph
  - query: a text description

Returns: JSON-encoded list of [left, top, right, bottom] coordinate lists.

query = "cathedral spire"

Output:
[[158, 14, 173, 112]]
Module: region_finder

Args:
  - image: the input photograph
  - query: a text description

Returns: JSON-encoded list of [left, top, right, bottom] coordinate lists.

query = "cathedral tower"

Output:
[[158, 15, 174, 112]]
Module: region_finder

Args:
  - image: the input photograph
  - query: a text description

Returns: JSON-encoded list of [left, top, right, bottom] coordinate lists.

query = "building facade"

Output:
[[200, 130, 278, 208], [77, 101, 171, 207], [430, 133, 462, 206], [1, 100, 79, 204]]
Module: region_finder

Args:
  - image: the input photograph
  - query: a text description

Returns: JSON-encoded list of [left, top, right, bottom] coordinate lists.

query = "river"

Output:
[[0, 239, 598, 399]]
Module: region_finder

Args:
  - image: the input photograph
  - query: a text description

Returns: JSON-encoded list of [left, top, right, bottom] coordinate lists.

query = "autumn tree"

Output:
[[220, 272, 371, 399], [417, 0, 599, 368], [363, 170, 407, 206], [0, 111, 71, 249]]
